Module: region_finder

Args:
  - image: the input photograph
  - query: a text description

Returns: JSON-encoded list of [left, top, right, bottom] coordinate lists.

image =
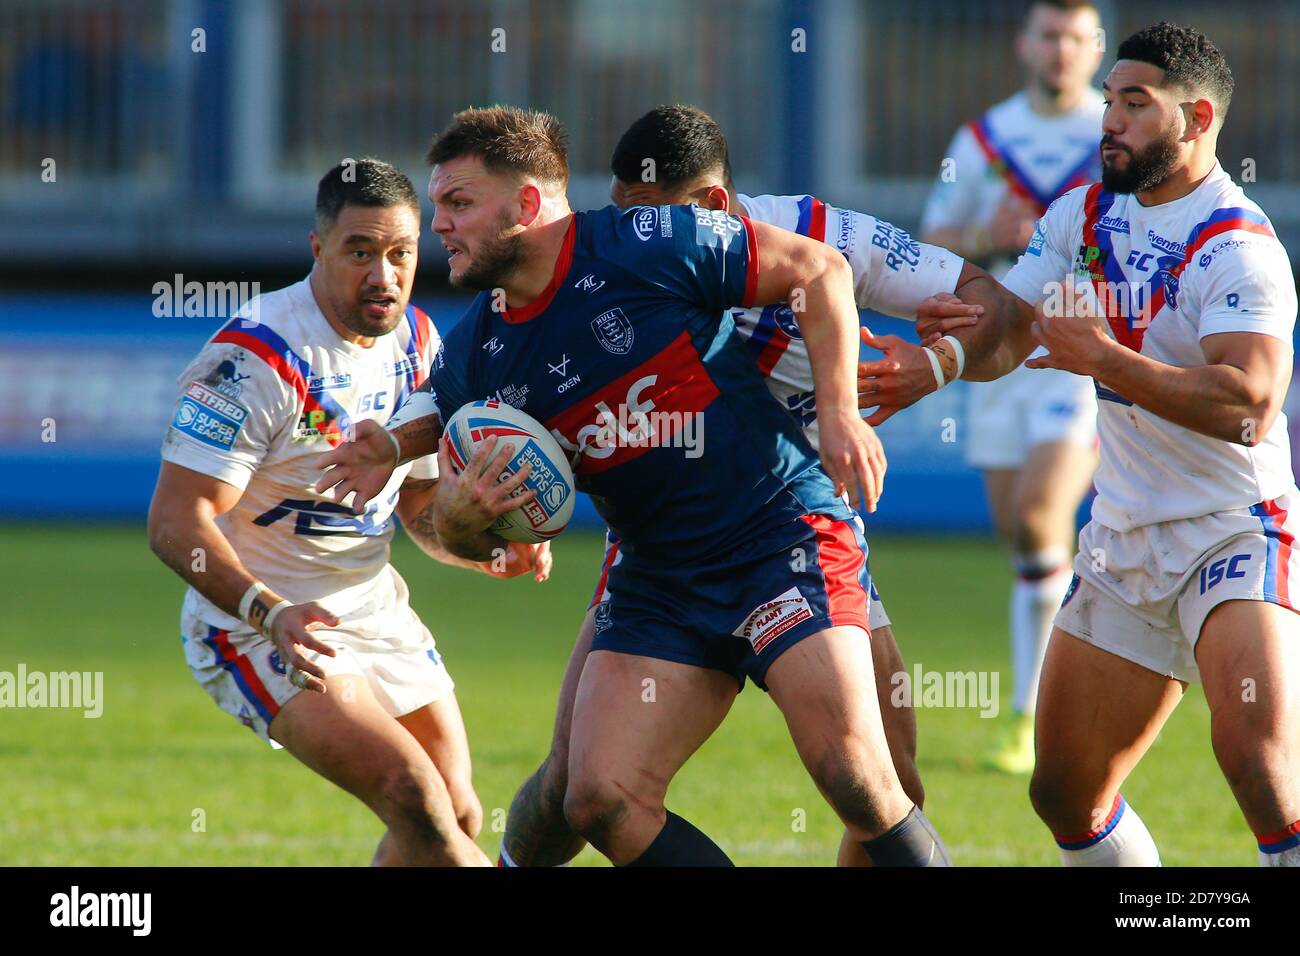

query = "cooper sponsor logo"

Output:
[[835, 209, 854, 251], [49, 886, 151, 936], [733, 586, 814, 653]]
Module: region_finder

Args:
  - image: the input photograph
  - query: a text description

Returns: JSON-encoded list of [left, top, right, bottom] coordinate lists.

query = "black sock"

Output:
[[624, 811, 734, 867], [860, 806, 952, 866]]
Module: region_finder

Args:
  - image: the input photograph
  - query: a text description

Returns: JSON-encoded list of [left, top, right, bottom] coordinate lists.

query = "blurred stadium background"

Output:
[[2, 0, 1299, 865]]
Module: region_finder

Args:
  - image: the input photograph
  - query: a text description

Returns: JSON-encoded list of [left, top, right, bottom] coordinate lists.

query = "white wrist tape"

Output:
[[238, 581, 270, 623], [260, 600, 292, 639], [940, 335, 966, 378], [923, 347, 946, 389]]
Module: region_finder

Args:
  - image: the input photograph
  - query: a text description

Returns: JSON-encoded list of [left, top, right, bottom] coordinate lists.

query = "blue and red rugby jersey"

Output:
[[426, 203, 854, 562]]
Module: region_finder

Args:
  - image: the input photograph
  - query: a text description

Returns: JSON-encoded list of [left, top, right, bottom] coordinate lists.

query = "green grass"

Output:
[[0, 525, 1249, 865]]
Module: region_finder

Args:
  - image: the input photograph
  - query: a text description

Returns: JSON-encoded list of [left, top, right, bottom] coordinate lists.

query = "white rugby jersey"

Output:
[[1002, 163, 1298, 531], [736, 193, 963, 448], [161, 277, 440, 620], [922, 90, 1104, 277]]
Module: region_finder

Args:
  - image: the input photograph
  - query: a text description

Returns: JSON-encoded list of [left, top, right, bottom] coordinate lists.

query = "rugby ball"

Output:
[[444, 399, 576, 543]]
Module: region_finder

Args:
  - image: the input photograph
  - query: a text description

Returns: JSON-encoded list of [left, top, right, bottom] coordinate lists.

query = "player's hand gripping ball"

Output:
[[444, 400, 576, 543]]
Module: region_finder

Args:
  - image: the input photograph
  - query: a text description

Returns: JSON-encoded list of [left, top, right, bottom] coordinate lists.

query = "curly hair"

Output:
[[1116, 21, 1234, 120]]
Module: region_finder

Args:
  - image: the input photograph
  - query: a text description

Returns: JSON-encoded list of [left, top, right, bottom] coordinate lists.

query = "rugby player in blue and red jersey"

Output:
[[319, 106, 953, 866], [498, 105, 1033, 867]]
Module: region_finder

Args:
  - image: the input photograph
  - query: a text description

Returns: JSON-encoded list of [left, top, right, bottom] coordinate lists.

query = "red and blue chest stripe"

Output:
[[967, 116, 1098, 215], [213, 318, 354, 446], [1082, 184, 1276, 354]]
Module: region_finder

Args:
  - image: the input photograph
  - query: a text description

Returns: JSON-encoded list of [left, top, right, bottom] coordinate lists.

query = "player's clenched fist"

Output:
[[268, 602, 340, 695], [315, 418, 400, 511], [819, 409, 887, 513], [433, 434, 537, 544]]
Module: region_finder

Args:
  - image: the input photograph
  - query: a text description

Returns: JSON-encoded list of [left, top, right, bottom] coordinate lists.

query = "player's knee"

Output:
[[376, 762, 456, 841], [562, 777, 631, 845], [1210, 717, 1292, 799], [1027, 763, 1088, 827], [808, 741, 896, 831]]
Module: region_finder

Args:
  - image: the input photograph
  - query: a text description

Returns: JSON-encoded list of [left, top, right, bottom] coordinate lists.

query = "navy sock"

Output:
[[860, 806, 952, 866], [625, 811, 734, 867]]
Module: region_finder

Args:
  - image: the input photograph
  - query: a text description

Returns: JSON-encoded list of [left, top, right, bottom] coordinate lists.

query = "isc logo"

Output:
[[1199, 554, 1251, 594]]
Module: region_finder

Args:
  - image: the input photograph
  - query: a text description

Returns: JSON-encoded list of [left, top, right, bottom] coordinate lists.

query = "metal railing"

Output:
[[2, 0, 1298, 265]]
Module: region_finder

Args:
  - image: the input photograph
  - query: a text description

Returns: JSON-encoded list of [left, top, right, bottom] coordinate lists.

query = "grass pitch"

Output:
[[0, 524, 1247, 865]]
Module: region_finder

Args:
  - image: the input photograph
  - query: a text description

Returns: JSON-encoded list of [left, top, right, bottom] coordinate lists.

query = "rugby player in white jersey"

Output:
[[147, 159, 548, 867], [920, 0, 1106, 773], [897, 21, 1300, 865], [496, 105, 1027, 867]]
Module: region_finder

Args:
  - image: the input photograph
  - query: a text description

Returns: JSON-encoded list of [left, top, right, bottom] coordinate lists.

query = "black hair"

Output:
[[610, 105, 733, 189], [314, 157, 420, 233], [1116, 21, 1234, 119]]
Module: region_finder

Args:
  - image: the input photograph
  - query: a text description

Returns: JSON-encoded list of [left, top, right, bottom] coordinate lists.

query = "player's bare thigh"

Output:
[[1014, 440, 1097, 549], [1195, 600, 1300, 834], [548, 606, 597, 767], [396, 691, 482, 837], [1030, 628, 1184, 834], [564, 649, 738, 863], [764, 625, 913, 839], [270, 675, 488, 865], [982, 469, 1019, 546]]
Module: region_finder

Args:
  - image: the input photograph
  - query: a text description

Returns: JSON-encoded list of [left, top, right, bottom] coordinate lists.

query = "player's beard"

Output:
[[453, 212, 524, 291], [1100, 120, 1183, 194]]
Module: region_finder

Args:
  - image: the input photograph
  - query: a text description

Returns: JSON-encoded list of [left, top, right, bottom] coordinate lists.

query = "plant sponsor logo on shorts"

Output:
[[733, 586, 814, 653]]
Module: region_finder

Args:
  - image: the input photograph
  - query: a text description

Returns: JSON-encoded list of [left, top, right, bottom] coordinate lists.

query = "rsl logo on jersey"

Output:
[[591, 307, 635, 355]]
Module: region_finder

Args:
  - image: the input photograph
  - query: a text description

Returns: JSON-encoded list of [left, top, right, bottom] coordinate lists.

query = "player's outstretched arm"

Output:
[[315, 387, 444, 509], [1025, 280, 1290, 445], [396, 476, 552, 581], [147, 462, 339, 692], [947, 261, 1039, 379], [856, 261, 1037, 425], [747, 219, 886, 511]]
